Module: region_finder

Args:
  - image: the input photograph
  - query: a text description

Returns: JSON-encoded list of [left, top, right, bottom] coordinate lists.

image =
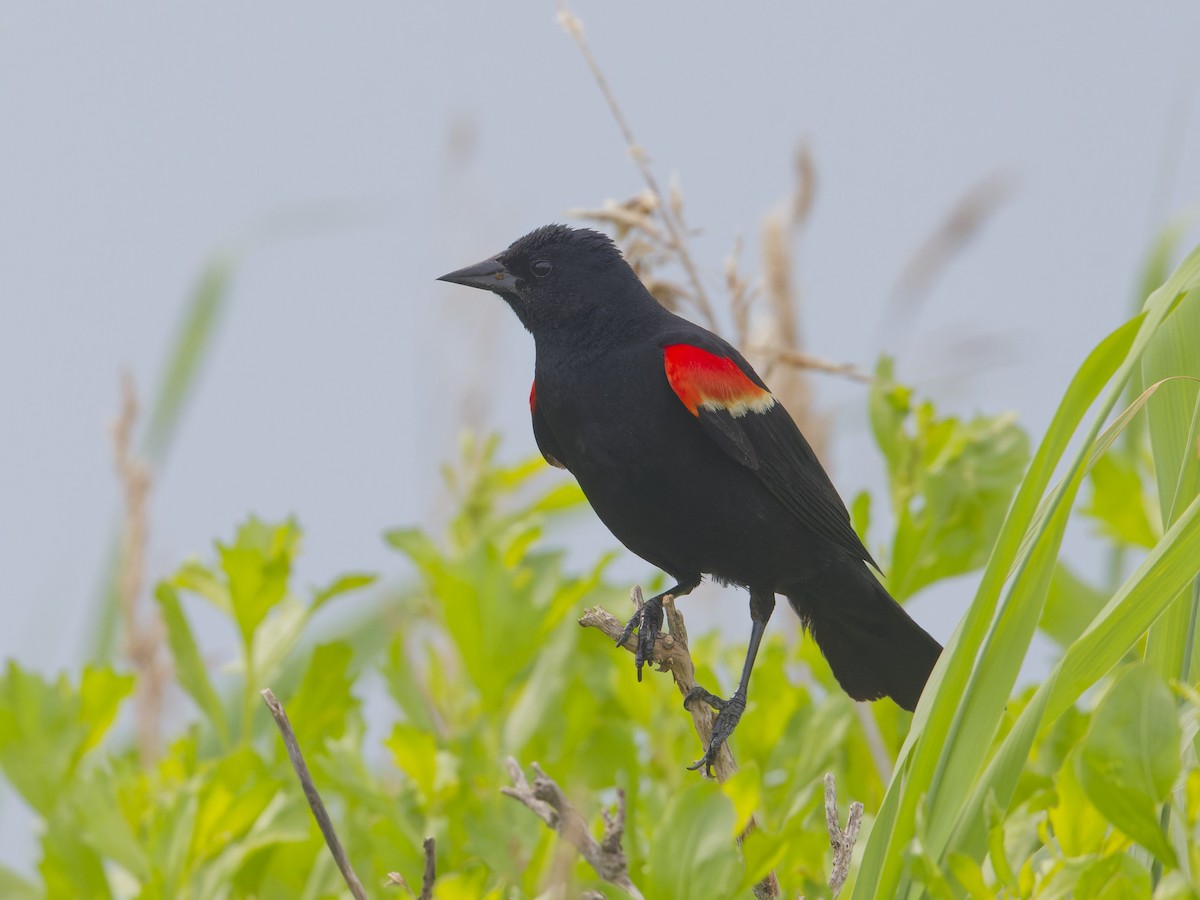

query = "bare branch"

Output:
[[580, 590, 737, 782], [568, 194, 664, 242], [581, 592, 781, 897], [747, 345, 872, 384], [385, 837, 437, 897], [419, 838, 436, 900], [261, 689, 369, 900], [557, 2, 718, 331], [503, 757, 645, 900], [824, 773, 864, 898]]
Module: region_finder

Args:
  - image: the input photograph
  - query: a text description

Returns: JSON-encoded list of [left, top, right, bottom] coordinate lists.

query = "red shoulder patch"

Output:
[[529, 380, 537, 413], [664, 344, 776, 418]]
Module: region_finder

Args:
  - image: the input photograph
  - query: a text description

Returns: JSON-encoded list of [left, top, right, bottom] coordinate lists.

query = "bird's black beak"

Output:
[[437, 257, 519, 293]]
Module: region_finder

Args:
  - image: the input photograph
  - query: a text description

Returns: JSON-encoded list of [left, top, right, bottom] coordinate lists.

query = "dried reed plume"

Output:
[[111, 372, 168, 764]]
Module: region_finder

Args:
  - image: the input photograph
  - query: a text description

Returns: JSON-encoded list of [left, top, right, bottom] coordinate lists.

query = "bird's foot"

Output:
[[616, 593, 664, 682], [684, 687, 747, 777]]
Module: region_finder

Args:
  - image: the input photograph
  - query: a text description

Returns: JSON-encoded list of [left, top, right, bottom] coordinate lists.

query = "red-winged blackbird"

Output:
[[439, 225, 942, 773]]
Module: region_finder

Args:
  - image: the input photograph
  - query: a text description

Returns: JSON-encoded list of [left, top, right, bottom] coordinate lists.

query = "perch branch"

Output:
[[580, 590, 781, 897], [824, 772, 864, 898], [502, 758, 645, 900], [580, 589, 737, 782], [261, 689, 369, 900]]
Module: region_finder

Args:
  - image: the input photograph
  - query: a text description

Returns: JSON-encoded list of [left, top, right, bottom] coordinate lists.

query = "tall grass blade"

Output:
[[1143, 285, 1200, 683], [855, 242, 1200, 898]]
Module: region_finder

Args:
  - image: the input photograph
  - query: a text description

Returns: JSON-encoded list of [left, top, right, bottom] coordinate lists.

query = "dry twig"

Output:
[[747, 345, 871, 384], [823, 773, 864, 898], [261, 689, 369, 900], [580, 589, 737, 781], [110, 372, 167, 764], [580, 590, 781, 898], [557, 1, 718, 331], [386, 838, 437, 898], [754, 143, 829, 461], [503, 758, 644, 900]]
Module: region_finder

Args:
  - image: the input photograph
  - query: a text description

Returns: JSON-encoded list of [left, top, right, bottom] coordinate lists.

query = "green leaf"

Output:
[[984, 794, 1018, 894], [283, 642, 359, 750], [1144, 289, 1200, 528], [737, 822, 788, 896], [155, 582, 230, 744], [955, 482, 1200, 868], [172, 559, 232, 613], [1143, 283, 1200, 685], [246, 595, 312, 689], [1040, 563, 1108, 648], [946, 852, 995, 900], [502, 617, 579, 754], [68, 766, 151, 882], [869, 357, 1030, 601], [1075, 853, 1152, 900], [39, 809, 112, 898], [0, 662, 133, 814], [850, 490, 872, 545], [1084, 452, 1159, 549], [385, 722, 439, 803], [219, 517, 301, 648], [1046, 748, 1109, 858], [639, 782, 741, 900], [191, 746, 282, 865], [78, 665, 135, 755], [1077, 664, 1181, 866], [311, 572, 377, 611], [382, 631, 438, 734], [383, 527, 439, 568]]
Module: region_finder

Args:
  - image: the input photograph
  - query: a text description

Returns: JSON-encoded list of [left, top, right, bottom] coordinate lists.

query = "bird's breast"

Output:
[[534, 351, 676, 471]]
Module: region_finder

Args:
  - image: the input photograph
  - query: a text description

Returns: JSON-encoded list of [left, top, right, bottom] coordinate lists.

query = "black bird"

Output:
[[439, 225, 942, 773]]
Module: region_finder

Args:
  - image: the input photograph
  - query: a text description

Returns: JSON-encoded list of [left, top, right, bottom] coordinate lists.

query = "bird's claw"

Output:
[[616, 593, 664, 682], [683, 685, 725, 711], [686, 690, 746, 777]]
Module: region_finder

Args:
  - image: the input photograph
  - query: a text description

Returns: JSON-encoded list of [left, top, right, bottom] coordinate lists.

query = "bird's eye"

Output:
[[531, 259, 553, 278]]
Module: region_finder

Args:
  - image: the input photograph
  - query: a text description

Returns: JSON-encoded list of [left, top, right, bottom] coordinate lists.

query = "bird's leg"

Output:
[[685, 589, 776, 776], [617, 576, 700, 681]]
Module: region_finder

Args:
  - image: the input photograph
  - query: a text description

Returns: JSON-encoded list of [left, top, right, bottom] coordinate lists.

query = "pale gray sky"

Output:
[[1, 5, 1198, 860]]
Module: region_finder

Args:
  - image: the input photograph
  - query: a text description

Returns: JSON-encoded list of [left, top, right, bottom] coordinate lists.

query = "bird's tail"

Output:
[[784, 559, 942, 712]]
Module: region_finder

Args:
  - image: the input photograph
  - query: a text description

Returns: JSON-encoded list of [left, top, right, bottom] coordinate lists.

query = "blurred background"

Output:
[[2, 0, 1198, 762]]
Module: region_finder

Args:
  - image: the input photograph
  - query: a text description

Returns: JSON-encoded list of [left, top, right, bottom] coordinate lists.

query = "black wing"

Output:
[[661, 330, 876, 568]]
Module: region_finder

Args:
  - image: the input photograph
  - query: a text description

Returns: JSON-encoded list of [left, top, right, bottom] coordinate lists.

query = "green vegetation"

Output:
[[2, 226, 1198, 897]]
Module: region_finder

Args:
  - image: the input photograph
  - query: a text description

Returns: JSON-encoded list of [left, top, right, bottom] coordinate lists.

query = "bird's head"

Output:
[[437, 224, 647, 334]]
